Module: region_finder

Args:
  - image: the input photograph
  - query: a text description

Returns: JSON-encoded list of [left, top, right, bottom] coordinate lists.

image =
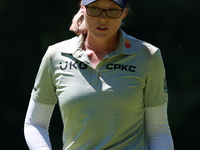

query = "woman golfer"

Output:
[[24, 0, 174, 149]]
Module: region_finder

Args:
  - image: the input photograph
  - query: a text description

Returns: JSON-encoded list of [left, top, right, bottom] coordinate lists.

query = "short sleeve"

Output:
[[31, 47, 58, 105], [144, 49, 168, 107]]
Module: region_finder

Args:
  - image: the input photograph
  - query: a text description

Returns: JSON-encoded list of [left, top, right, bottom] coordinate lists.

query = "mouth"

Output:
[[97, 26, 108, 31], [99, 26, 106, 29]]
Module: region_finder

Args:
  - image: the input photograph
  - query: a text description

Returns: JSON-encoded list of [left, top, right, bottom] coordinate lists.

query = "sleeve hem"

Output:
[[145, 98, 168, 107], [31, 92, 57, 105]]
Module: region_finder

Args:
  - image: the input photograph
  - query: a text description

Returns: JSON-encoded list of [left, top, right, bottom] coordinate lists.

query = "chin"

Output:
[[96, 31, 118, 41]]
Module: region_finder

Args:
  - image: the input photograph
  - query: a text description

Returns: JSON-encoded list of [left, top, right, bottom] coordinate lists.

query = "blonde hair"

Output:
[[69, 2, 87, 36]]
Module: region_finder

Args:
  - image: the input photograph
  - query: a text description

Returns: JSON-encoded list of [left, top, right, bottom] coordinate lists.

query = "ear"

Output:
[[122, 8, 128, 19]]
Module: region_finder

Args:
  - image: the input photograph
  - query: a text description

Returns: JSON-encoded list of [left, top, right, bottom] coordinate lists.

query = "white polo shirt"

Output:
[[31, 29, 168, 150]]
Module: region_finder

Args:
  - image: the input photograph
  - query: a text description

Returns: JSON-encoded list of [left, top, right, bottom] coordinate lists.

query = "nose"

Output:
[[99, 11, 108, 21]]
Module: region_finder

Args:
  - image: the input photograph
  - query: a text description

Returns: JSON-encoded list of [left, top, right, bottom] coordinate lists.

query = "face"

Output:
[[81, 0, 128, 43]]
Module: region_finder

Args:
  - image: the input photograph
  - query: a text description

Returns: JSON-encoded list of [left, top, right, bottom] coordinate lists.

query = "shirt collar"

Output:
[[60, 28, 136, 55], [115, 28, 136, 55]]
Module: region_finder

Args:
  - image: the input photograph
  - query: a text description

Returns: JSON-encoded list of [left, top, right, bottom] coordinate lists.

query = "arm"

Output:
[[145, 103, 174, 150], [24, 98, 55, 150]]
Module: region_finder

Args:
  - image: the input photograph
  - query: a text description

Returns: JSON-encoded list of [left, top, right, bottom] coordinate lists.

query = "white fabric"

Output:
[[24, 99, 174, 150], [24, 98, 55, 150], [145, 103, 174, 150]]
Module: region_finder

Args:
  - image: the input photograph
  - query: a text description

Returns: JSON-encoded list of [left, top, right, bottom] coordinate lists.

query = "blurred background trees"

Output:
[[0, 0, 199, 149]]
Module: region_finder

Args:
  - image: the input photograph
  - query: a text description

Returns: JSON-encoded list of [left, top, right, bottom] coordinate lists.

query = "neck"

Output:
[[85, 42, 108, 54], [84, 31, 120, 53]]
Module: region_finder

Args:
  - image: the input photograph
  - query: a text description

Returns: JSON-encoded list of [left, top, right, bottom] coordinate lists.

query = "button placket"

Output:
[[92, 70, 99, 85]]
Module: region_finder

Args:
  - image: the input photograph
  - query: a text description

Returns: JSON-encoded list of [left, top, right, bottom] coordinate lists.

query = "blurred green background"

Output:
[[0, 0, 199, 149]]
